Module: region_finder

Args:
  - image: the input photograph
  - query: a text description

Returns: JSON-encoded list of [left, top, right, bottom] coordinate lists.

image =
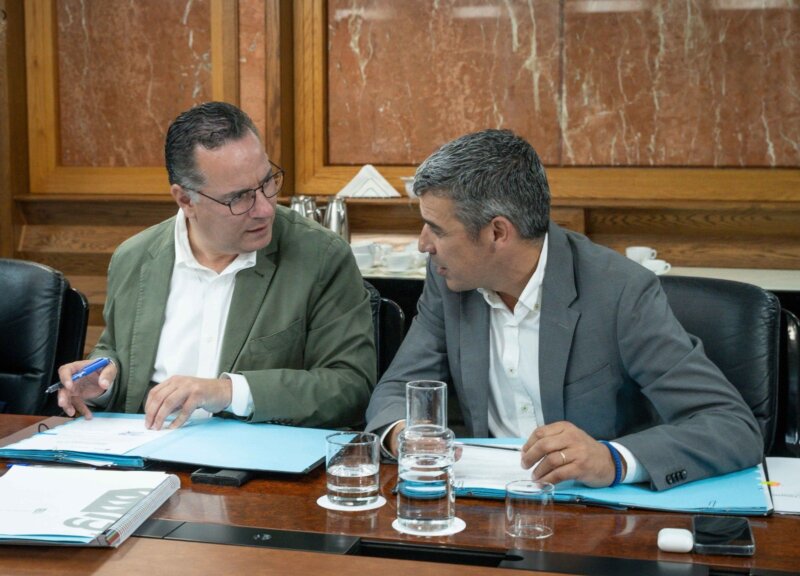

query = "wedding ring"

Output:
[[559, 450, 567, 466]]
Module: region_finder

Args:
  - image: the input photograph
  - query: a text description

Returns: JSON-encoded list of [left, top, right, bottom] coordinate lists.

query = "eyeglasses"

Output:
[[183, 160, 285, 215]]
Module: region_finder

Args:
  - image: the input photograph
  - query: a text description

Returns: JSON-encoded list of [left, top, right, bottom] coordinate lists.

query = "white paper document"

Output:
[[766, 457, 800, 514], [9, 415, 174, 454]]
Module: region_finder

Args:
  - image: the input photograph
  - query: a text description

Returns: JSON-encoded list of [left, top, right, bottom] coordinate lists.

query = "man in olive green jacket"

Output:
[[57, 102, 375, 430]]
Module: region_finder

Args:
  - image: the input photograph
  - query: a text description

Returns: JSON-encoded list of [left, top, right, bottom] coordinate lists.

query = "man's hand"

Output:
[[521, 421, 621, 487], [56, 359, 117, 419], [144, 376, 233, 430]]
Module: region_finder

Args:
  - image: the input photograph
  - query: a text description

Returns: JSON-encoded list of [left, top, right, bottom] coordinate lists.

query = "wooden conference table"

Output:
[[0, 415, 798, 576]]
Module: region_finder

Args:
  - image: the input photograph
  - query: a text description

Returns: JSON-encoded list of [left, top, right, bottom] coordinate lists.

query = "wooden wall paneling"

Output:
[[15, 194, 179, 350], [0, 0, 27, 258], [586, 204, 800, 269], [590, 233, 800, 270], [24, 0, 239, 196], [214, 0, 240, 105], [266, 0, 295, 190]]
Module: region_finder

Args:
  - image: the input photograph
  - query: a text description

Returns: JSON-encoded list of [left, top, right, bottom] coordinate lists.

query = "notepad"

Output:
[[0, 465, 179, 547], [454, 440, 773, 516], [0, 413, 334, 474]]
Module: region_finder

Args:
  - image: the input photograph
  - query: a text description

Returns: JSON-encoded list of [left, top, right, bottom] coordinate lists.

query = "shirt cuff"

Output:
[[379, 420, 405, 460], [221, 372, 254, 417], [611, 441, 650, 484]]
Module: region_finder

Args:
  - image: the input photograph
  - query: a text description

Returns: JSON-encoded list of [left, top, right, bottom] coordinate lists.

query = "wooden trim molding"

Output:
[[24, 0, 239, 196], [292, 0, 800, 202]]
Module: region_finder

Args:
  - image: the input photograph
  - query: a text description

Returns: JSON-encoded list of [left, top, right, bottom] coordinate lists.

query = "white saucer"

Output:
[[316, 495, 386, 512], [391, 517, 466, 536]]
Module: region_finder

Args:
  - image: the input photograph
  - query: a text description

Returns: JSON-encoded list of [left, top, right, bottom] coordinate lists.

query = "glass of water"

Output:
[[325, 432, 380, 506], [396, 424, 455, 533]]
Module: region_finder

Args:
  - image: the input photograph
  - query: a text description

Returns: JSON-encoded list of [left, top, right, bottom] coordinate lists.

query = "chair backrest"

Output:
[[778, 308, 799, 456], [660, 276, 781, 453], [0, 259, 88, 415], [42, 287, 90, 415], [363, 281, 406, 379]]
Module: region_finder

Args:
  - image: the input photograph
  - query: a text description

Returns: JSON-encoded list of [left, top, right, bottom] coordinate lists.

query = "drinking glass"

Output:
[[325, 432, 379, 506]]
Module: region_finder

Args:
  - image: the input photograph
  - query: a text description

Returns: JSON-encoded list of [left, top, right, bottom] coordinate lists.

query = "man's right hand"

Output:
[[56, 359, 117, 419]]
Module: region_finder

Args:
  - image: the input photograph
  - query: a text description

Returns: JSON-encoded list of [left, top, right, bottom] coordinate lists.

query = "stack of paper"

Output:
[[337, 164, 400, 198], [0, 466, 179, 547]]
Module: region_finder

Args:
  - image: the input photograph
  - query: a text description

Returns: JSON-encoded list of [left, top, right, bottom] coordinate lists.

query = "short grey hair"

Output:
[[413, 129, 550, 240]]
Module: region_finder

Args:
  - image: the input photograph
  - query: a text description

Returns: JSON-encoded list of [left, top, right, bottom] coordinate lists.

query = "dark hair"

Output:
[[165, 101, 261, 189], [413, 129, 550, 240]]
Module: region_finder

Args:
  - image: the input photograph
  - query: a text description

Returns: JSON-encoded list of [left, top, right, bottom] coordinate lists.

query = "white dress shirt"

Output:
[[479, 234, 647, 484], [149, 209, 255, 418]]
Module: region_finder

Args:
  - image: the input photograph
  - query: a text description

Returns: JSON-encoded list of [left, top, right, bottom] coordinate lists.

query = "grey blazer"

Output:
[[365, 222, 762, 490]]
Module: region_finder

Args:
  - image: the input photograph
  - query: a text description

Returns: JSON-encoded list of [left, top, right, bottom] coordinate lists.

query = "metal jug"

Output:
[[290, 195, 320, 222], [322, 197, 349, 241]]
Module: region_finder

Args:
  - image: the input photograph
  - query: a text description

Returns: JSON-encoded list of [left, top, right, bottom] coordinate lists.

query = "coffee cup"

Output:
[[385, 252, 415, 272], [403, 241, 427, 267], [625, 246, 657, 263], [641, 258, 671, 275], [372, 243, 393, 266], [353, 251, 374, 270]]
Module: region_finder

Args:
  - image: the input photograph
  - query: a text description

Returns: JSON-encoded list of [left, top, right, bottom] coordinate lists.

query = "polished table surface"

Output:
[[1, 415, 799, 575]]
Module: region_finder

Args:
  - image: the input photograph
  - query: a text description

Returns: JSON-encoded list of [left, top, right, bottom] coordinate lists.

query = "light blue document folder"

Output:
[[454, 438, 773, 516], [0, 413, 333, 474]]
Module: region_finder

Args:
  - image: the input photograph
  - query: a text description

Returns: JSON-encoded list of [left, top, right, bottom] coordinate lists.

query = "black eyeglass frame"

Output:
[[182, 160, 285, 215]]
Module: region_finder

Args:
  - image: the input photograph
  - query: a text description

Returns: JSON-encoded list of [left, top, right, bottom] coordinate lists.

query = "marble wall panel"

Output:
[[327, 0, 562, 165], [327, 0, 799, 167], [57, 0, 212, 167], [563, 0, 800, 167]]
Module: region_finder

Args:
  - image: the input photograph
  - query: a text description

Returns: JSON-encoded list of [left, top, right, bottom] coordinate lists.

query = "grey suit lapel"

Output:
[[125, 223, 175, 413], [539, 223, 579, 424], [458, 290, 490, 436]]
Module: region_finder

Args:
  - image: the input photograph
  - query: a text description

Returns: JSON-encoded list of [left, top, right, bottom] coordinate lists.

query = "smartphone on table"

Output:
[[692, 515, 755, 556]]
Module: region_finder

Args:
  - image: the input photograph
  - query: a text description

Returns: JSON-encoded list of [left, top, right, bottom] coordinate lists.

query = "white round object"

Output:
[[657, 528, 694, 553]]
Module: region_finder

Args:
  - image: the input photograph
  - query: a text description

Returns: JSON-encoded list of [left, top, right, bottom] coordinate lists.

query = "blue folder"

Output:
[[454, 438, 773, 516], [0, 413, 334, 474]]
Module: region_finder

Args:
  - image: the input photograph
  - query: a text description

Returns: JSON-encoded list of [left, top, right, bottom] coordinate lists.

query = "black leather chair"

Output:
[[364, 281, 406, 379], [778, 308, 799, 456], [0, 259, 89, 415], [660, 276, 781, 453]]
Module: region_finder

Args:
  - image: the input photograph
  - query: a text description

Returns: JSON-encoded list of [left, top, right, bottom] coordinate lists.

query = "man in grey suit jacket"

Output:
[[57, 102, 375, 430], [365, 129, 761, 491]]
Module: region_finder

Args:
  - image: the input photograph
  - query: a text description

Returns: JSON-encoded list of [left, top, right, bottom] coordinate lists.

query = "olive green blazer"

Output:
[[92, 206, 376, 428]]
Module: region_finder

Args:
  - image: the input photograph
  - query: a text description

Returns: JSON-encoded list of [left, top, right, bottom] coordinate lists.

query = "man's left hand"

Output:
[[144, 376, 233, 430], [520, 421, 620, 487]]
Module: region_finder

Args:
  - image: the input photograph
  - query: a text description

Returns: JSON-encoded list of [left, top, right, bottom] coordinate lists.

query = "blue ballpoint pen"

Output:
[[44, 357, 111, 394]]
